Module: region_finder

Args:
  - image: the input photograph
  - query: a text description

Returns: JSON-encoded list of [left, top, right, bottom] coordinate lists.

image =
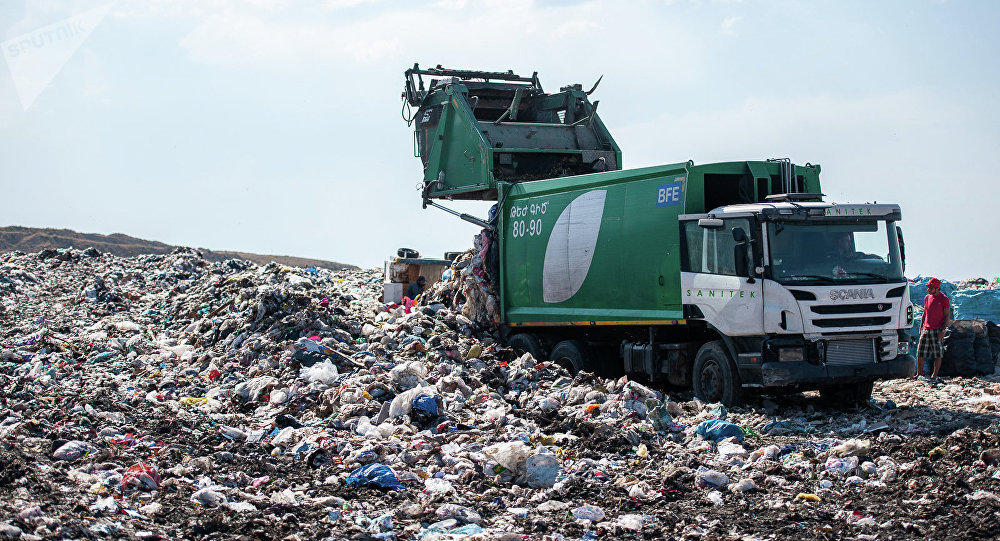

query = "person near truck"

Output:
[[916, 278, 952, 379], [404, 276, 426, 301]]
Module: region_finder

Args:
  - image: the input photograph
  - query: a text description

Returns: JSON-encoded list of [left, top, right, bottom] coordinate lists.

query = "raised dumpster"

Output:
[[403, 64, 621, 200]]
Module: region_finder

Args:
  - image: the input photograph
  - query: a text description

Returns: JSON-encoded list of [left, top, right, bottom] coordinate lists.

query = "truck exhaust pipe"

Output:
[[767, 157, 799, 193]]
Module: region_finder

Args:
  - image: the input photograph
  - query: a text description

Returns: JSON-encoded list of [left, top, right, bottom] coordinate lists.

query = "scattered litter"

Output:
[[1, 247, 998, 537]]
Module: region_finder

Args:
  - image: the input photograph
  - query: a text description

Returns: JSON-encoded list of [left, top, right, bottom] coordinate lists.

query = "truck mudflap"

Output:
[[740, 354, 916, 389]]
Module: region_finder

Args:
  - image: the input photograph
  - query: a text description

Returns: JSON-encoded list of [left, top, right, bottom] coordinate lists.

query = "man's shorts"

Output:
[[916, 328, 944, 358]]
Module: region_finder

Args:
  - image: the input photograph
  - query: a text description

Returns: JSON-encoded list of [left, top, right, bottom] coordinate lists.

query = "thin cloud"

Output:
[[553, 19, 599, 39], [174, 0, 701, 76], [720, 15, 740, 35]]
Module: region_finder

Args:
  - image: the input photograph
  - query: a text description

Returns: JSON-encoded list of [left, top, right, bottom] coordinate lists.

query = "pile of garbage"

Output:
[[420, 228, 500, 329], [3, 247, 1000, 539]]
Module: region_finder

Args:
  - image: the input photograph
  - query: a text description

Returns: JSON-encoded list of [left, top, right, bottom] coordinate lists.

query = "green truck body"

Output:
[[499, 161, 821, 327]]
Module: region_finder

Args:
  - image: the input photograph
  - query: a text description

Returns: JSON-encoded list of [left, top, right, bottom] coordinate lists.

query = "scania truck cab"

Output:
[[679, 197, 915, 404]]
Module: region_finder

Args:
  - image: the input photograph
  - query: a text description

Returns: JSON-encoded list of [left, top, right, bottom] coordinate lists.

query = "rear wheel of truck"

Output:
[[693, 341, 742, 406], [550, 340, 592, 375], [819, 380, 874, 408], [508, 333, 547, 363]]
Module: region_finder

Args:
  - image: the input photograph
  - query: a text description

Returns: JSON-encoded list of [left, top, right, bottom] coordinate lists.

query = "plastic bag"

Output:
[[482, 441, 530, 480], [571, 504, 605, 522], [824, 456, 859, 476], [121, 462, 160, 492], [524, 452, 560, 488], [696, 467, 729, 488], [411, 393, 439, 425], [390, 361, 428, 390], [424, 477, 455, 495], [300, 360, 339, 386], [695, 420, 744, 443], [649, 405, 674, 432], [435, 503, 482, 524], [52, 440, 95, 461], [389, 386, 433, 419], [346, 463, 405, 491], [191, 487, 228, 507]]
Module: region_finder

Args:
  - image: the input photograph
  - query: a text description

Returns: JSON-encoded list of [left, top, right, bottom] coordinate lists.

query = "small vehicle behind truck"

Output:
[[402, 65, 916, 404]]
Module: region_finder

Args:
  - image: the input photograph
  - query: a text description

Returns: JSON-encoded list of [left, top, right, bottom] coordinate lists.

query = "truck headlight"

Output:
[[779, 348, 804, 362], [906, 305, 913, 325]]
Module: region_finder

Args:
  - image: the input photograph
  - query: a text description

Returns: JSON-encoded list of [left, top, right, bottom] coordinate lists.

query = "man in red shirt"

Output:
[[916, 278, 952, 379]]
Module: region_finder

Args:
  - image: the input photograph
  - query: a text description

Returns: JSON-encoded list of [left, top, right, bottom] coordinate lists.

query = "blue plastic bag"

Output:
[[695, 419, 744, 442], [411, 394, 438, 425], [346, 463, 405, 491], [413, 394, 438, 415]]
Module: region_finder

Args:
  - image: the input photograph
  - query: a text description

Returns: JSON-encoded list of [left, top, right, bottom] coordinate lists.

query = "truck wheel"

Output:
[[550, 340, 592, 375], [693, 341, 742, 406], [819, 380, 874, 408], [508, 333, 547, 362]]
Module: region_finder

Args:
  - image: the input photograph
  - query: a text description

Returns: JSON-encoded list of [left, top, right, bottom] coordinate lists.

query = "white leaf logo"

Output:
[[542, 190, 606, 303]]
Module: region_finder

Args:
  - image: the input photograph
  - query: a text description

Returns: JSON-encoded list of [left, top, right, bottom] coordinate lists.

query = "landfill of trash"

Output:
[[4, 247, 1000, 539]]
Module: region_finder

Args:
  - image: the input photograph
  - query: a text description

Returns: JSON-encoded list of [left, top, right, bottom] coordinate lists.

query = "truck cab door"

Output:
[[681, 217, 764, 336]]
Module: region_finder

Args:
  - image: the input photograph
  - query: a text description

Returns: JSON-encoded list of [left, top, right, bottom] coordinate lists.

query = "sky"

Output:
[[0, 0, 997, 279]]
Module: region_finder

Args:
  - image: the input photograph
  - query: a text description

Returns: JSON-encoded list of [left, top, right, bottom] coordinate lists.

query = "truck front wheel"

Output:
[[550, 340, 592, 375], [819, 380, 874, 408], [693, 341, 742, 406], [508, 333, 547, 363]]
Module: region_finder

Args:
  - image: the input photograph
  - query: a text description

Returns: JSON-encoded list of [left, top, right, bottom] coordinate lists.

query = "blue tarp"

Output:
[[695, 419, 745, 443], [910, 276, 1000, 321], [953, 289, 1000, 322], [346, 463, 405, 491]]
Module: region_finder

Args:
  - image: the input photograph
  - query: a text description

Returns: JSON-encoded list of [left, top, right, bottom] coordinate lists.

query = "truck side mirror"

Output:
[[896, 225, 906, 272], [731, 227, 748, 243], [732, 227, 751, 279], [734, 245, 749, 277]]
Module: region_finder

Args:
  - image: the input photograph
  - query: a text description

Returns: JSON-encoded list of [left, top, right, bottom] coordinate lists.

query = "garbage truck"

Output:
[[402, 64, 916, 405]]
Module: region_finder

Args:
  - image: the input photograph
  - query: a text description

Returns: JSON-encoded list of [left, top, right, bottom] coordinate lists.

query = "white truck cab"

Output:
[[678, 197, 915, 402]]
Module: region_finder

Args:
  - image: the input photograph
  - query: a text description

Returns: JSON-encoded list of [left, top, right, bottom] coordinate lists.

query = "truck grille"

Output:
[[813, 316, 891, 328], [826, 339, 876, 366], [811, 303, 892, 315]]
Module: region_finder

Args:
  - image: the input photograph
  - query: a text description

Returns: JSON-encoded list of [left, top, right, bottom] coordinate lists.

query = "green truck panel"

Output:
[[499, 161, 822, 326]]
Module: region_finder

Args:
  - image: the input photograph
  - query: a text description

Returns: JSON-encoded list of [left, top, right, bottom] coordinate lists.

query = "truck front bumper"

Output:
[[744, 354, 916, 389]]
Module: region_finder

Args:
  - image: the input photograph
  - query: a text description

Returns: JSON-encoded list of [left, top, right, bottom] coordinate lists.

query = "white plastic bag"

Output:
[[524, 452, 560, 488], [388, 386, 433, 419], [300, 360, 339, 386], [482, 441, 530, 481]]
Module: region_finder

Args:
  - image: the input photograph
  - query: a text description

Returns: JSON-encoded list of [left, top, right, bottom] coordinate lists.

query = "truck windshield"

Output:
[[767, 220, 904, 284]]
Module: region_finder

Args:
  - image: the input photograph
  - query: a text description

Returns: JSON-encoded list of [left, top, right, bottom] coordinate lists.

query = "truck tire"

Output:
[[508, 333, 547, 363], [692, 341, 742, 406], [819, 380, 874, 408], [550, 340, 592, 375]]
